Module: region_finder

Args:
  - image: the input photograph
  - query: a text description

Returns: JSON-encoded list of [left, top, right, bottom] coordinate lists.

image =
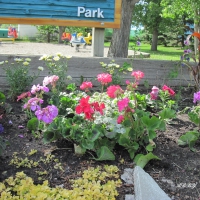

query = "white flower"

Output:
[[23, 61, 29, 66], [56, 52, 63, 57], [65, 55, 72, 59], [39, 54, 48, 60], [0, 61, 4, 65], [67, 75, 72, 80], [25, 58, 31, 62], [53, 56, 60, 61], [38, 66, 44, 71], [14, 58, 23, 62]]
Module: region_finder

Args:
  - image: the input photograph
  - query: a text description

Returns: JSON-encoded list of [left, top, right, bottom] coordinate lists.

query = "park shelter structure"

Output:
[[0, 0, 122, 57]]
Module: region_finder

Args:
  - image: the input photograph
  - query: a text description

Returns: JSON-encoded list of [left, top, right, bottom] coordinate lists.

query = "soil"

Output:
[[0, 88, 200, 200]]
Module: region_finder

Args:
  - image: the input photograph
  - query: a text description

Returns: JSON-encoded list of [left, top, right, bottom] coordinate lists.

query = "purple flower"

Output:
[[184, 49, 192, 54], [193, 91, 200, 103], [31, 84, 49, 94], [184, 40, 190, 46], [18, 134, 24, 138], [136, 41, 141, 46], [23, 97, 43, 111], [0, 124, 4, 133], [35, 105, 58, 124]]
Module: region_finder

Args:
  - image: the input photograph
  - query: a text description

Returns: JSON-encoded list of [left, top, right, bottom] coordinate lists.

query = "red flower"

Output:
[[117, 115, 124, 124], [107, 85, 123, 98], [131, 71, 144, 80], [80, 81, 93, 91], [162, 85, 175, 96], [97, 73, 112, 85]]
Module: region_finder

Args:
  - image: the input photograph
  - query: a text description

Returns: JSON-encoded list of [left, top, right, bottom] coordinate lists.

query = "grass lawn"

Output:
[[104, 42, 183, 61]]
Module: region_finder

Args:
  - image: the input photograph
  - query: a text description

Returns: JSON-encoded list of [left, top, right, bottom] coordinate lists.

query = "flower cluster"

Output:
[[80, 81, 93, 92], [35, 105, 58, 124], [131, 71, 144, 81], [75, 96, 105, 120], [193, 91, 200, 104], [31, 84, 49, 94], [150, 85, 175, 100], [107, 85, 123, 98], [24, 97, 44, 111], [43, 75, 59, 88], [97, 73, 112, 85]]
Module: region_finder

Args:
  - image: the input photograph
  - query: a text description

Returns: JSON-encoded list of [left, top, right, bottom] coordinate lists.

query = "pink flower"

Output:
[[80, 81, 93, 91], [150, 86, 159, 100], [131, 71, 144, 80], [43, 75, 59, 88], [117, 98, 130, 112], [17, 91, 31, 101], [107, 85, 123, 98], [31, 84, 49, 94], [162, 85, 175, 96], [23, 97, 43, 111], [117, 115, 124, 124], [125, 80, 130, 85], [97, 73, 112, 85]]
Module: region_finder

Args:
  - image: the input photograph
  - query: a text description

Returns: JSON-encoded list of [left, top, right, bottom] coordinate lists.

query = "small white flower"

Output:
[[115, 65, 120, 68], [23, 61, 29, 66], [0, 61, 4, 65], [38, 66, 44, 71], [53, 56, 60, 61], [14, 58, 23, 62], [56, 52, 63, 57], [67, 75, 72, 80], [25, 58, 31, 62], [39, 54, 48, 60], [65, 55, 72, 59]]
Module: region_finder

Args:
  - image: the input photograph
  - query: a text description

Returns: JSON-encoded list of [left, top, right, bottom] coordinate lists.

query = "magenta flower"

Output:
[[80, 81, 93, 91], [117, 115, 124, 124], [97, 73, 112, 85], [107, 85, 123, 98], [184, 40, 190, 46], [193, 91, 200, 103], [35, 105, 58, 124], [117, 98, 130, 112], [23, 97, 43, 111], [162, 85, 175, 96], [131, 71, 144, 80]]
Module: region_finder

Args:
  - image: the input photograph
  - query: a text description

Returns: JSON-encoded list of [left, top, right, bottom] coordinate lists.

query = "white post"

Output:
[[91, 28, 105, 57]]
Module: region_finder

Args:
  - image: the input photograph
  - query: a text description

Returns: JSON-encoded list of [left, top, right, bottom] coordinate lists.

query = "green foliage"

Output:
[[0, 166, 121, 199], [0, 136, 9, 156], [178, 131, 200, 152], [27, 117, 39, 131], [134, 152, 160, 168], [1, 58, 40, 100]]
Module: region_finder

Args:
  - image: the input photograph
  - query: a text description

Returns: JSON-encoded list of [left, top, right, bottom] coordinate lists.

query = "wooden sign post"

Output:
[[0, 0, 122, 57]]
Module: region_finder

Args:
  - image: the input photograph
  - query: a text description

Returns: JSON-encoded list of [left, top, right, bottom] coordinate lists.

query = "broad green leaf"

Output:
[[159, 108, 176, 119], [43, 131, 60, 144], [134, 153, 160, 168], [178, 131, 200, 151], [27, 117, 39, 131], [188, 112, 199, 126], [146, 144, 154, 152], [141, 116, 161, 130], [94, 146, 115, 161], [118, 135, 130, 148], [149, 130, 157, 140], [0, 92, 6, 103]]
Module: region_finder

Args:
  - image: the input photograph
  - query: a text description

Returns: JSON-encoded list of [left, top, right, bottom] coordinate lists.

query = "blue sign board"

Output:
[[0, 0, 121, 28]]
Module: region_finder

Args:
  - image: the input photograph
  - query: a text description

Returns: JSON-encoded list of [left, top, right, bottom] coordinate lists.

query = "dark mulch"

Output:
[[0, 90, 200, 200]]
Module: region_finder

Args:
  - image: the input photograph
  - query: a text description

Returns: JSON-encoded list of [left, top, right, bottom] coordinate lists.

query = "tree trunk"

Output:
[[47, 32, 51, 43], [151, 28, 158, 51], [107, 0, 139, 58], [58, 26, 66, 44]]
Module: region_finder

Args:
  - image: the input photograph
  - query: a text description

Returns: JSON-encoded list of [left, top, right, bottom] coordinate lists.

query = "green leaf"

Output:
[[159, 108, 176, 119], [178, 131, 200, 151], [149, 130, 157, 140], [128, 149, 135, 159], [27, 117, 39, 131], [0, 92, 6, 103], [123, 119, 132, 127], [134, 153, 160, 168], [81, 139, 94, 150], [146, 144, 154, 152], [94, 146, 115, 161], [118, 135, 131, 148], [141, 116, 161, 130], [43, 131, 61, 144], [158, 120, 166, 131], [188, 112, 199, 126]]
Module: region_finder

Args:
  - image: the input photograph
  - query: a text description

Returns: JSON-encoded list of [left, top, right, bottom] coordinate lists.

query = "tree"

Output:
[[161, 0, 200, 52], [107, 0, 140, 58], [58, 26, 66, 44]]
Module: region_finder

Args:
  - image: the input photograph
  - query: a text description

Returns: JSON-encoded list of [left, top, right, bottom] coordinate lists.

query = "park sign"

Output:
[[0, 0, 121, 28]]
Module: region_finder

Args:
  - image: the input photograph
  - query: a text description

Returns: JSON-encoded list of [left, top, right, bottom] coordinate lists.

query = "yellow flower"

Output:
[[23, 61, 29, 66], [56, 52, 63, 57], [38, 66, 44, 71], [127, 67, 133, 71]]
